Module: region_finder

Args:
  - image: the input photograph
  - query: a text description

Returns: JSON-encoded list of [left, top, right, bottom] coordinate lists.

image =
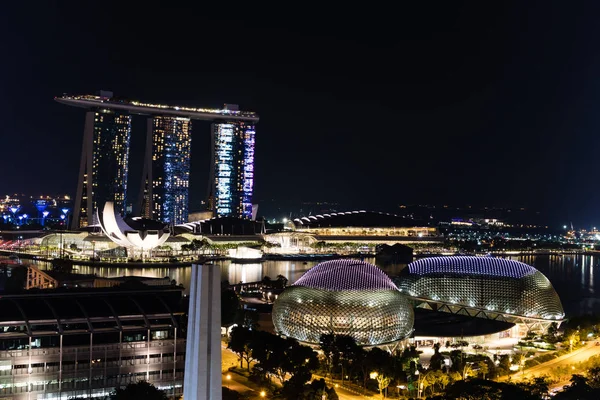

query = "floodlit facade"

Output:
[[395, 256, 565, 332], [55, 93, 259, 229], [272, 260, 414, 346], [71, 101, 132, 228], [290, 211, 438, 237], [141, 116, 192, 225], [209, 122, 256, 219], [97, 202, 170, 253]]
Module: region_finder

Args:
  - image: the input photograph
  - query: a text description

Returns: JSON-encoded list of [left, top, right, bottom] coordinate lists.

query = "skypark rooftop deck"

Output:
[[55, 94, 259, 122]]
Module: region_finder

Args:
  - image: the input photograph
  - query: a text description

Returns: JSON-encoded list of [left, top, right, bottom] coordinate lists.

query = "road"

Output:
[[221, 344, 376, 399], [504, 342, 600, 382]]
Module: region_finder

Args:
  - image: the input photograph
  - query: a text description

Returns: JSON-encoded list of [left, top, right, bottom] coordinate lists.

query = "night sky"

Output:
[[2, 2, 600, 225]]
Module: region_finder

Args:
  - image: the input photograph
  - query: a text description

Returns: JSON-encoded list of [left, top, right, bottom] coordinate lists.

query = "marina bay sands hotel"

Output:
[[56, 92, 259, 229]]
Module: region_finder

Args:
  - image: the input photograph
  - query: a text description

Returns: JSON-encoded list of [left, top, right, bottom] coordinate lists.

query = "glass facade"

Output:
[[77, 110, 131, 228], [92, 111, 131, 221], [212, 122, 255, 219], [0, 290, 185, 399], [151, 117, 191, 225], [395, 256, 565, 321], [272, 260, 414, 346]]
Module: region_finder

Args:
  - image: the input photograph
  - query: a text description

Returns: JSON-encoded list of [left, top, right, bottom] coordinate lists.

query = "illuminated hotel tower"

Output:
[[210, 121, 256, 218], [56, 93, 258, 228], [141, 116, 192, 225], [72, 103, 131, 228]]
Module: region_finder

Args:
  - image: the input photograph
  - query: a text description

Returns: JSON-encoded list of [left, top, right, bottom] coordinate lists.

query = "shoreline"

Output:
[[1, 249, 597, 268]]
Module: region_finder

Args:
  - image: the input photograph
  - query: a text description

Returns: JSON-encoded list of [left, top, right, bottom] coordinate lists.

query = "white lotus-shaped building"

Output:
[[98, 202, 170, 251]]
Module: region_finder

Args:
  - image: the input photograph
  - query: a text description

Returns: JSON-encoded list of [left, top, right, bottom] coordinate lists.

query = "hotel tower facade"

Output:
[[56, 92, 259, 229]]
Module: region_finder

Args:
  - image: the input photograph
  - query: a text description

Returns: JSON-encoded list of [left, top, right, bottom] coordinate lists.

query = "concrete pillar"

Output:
[[183, 263, 222, 400]]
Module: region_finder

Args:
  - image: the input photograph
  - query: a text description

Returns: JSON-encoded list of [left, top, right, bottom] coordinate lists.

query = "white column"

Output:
[[183, 263, 222, 400]]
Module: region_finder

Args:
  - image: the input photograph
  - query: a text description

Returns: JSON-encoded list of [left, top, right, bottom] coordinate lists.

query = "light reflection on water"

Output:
[[8, 254, 600, 317]]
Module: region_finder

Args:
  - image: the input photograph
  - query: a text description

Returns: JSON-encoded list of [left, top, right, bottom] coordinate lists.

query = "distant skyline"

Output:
[[2, 2, 600, 226]]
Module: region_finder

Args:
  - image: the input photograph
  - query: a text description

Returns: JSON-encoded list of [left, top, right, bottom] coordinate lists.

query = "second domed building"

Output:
[[272, 259, 414, 346]]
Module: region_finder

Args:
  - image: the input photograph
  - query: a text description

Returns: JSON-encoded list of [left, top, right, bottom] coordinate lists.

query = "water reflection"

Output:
[[7, 254, 600, 316]]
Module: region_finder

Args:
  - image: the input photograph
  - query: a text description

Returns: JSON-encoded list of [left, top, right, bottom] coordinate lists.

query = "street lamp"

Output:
[[225, 373, 231, 389], [42, 211, 49, 227], [260, 390, 266, 398], [397, 384, 406, 397], [62, 208, 70, 230], [9, 206, 19, 224], [415, 370, 422, 398]]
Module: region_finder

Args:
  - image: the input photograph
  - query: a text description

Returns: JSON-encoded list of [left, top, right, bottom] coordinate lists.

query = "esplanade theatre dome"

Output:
[[395, 256, 565, 323], [272, 259, 414, 346]]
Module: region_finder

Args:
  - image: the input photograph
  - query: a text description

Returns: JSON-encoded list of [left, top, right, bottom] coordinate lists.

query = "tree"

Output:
[[110, 381, 167, 400], [478, 360, 489, 380], [319, 333, 337, 381], [589, 366, 600, 388], [233, 308, 260, 330], [366, 348, 393, 399], [228, 326, 255, 369], [429, 343, 444, 370], [319, 333, 360, 383], [443, 378, 540, 400], [297, 378, 339, 400], [518, 376, 549, 399], [497, 354, 511, 375], [273, 274, 288, 289], [554, 374, 599, 400], [222, 288, 241, 326]]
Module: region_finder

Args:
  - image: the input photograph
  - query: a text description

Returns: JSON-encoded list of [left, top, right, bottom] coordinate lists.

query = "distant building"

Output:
[[142, 116, 192, 225], [209, 121, 256, 219], [288, 210, 438, 238]]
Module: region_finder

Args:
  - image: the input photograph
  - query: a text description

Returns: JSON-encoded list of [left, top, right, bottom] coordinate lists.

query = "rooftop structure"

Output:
[[0, 287, 185, 399], [272, 259, 414, 346], [55, 94, 259, 122], [395, 256, 565, 334]]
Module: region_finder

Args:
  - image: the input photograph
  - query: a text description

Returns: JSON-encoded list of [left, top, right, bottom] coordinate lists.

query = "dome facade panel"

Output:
[[395, 256, 564, 321], [272, 259, 414, 346]]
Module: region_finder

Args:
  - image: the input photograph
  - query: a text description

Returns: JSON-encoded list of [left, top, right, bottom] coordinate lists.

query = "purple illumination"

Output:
[[407, 256, 536, 279], [294, 259, 398, 291], [60, 215, 66, 220]]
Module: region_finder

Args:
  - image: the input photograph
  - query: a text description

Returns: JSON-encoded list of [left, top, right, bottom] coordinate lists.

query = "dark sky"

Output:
[[2, 1, 600, 225]]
